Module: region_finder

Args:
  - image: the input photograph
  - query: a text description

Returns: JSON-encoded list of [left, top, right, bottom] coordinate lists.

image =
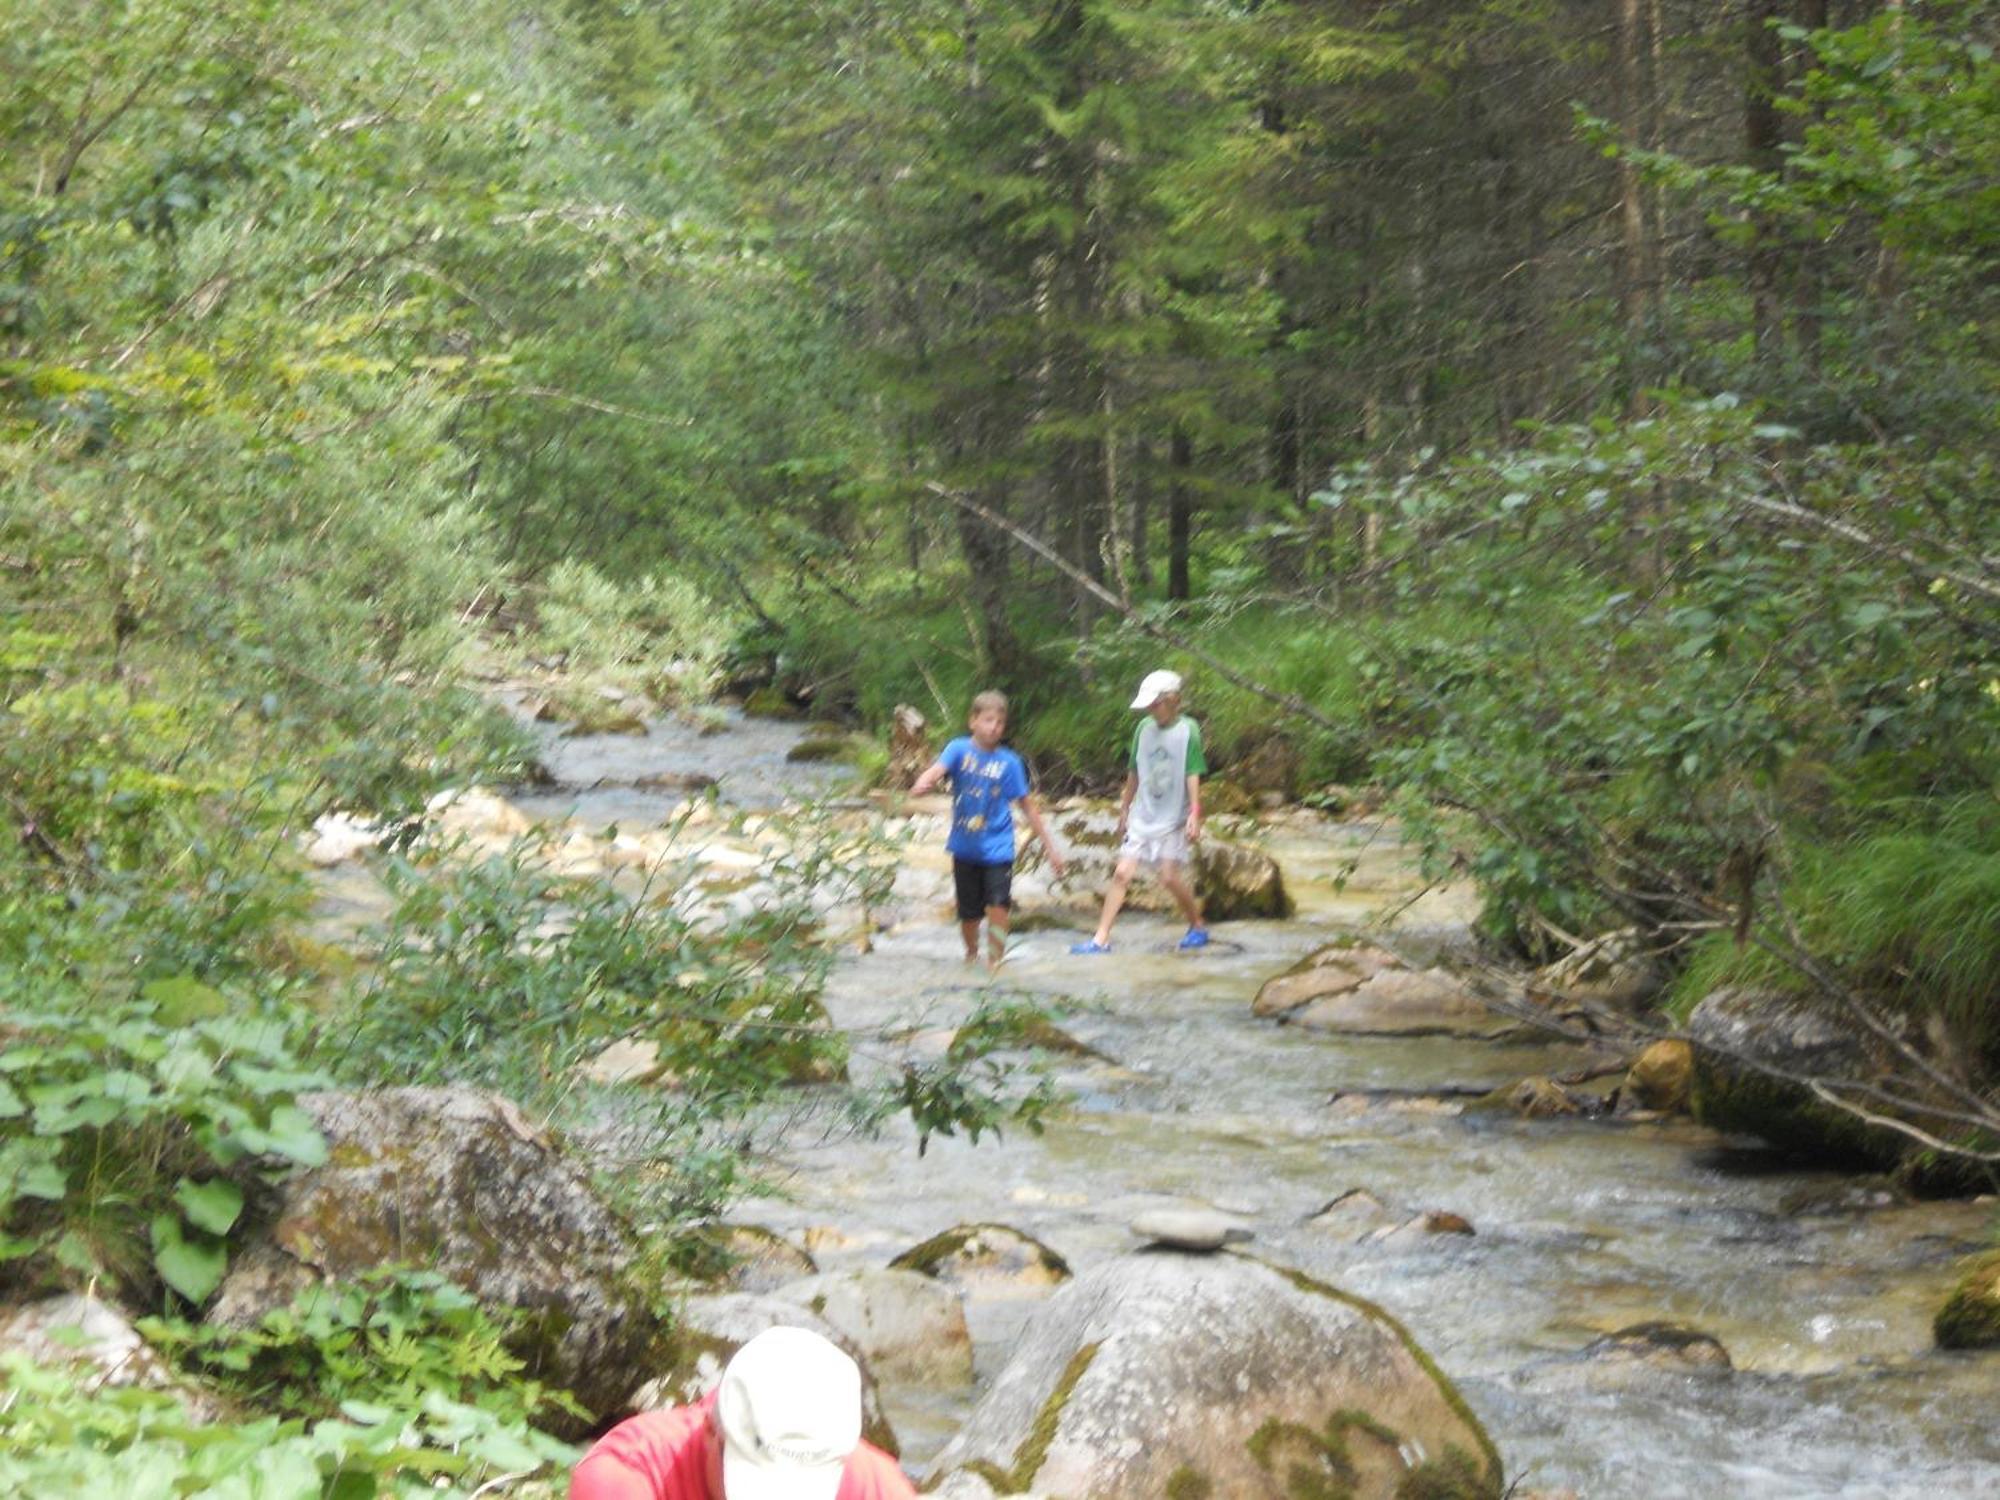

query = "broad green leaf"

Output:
[[173, 1177, 244, 1236], [152, 1215, 228, 1305]]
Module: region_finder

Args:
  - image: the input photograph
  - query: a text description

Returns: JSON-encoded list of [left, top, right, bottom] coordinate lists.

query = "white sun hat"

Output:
[[714, 1326, 861, 1500], [1129, 669, 1184, 710]]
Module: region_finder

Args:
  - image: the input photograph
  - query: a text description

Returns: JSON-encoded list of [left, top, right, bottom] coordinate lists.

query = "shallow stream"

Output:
[[335, 703, 2000, 1498]]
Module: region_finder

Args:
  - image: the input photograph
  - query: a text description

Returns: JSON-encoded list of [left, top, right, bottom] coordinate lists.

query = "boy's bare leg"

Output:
[[1090, 857, 1141, 946], [960, 919, 982, 963], [986, 905, 1010, 970], [1159, 861, 1204, 930]]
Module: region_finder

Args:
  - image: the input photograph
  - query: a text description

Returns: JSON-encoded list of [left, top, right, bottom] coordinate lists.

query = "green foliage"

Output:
[[141, 1268, 583, 1430], [0, 1353, 572, 1500], [0, 985, 326, 1306], [888, 995, 1063, 1156], [1672, 799, 2000, 1055]]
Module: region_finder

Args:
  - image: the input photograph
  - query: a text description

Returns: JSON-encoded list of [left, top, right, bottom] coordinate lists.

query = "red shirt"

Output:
[[569, 1395, 917, 1500]]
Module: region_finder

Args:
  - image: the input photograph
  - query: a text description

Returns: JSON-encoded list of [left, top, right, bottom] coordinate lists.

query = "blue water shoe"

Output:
[[1069, 938, 1112, 955], [1177, 928, 1211, 951]]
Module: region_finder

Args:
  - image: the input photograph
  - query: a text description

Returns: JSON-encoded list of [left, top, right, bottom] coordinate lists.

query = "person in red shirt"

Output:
[[569, 1326, 917, 1500]]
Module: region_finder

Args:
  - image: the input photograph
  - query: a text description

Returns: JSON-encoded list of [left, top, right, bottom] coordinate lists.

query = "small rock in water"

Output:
[[1419, 1210, 1476, 1236], [1581, 1321, 1732, 1374], [1130, 1209, 1252, 1252]]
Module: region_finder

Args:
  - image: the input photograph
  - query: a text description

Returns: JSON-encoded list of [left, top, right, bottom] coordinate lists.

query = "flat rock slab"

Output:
[[1252, 942, 1404, 1018], [1287, 966, 1523, 1039]]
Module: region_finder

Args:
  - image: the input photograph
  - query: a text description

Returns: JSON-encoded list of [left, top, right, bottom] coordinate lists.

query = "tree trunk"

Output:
[[1168, 426, 1192, 602], [1745, 0, 1787, 371]]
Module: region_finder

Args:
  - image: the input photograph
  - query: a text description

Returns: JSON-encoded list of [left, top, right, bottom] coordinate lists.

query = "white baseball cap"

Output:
[[714, 1326, 861, 1500], [1129, 669, 1183, 710]]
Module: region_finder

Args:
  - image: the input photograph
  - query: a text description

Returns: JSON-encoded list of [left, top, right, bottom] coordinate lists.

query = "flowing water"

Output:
[[328, 704, 2000, 1498]]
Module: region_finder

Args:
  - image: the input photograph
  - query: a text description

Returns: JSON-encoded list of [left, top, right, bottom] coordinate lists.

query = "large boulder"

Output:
[[1287, 967, 1520, 1040], [209, 1088, 656, 1431], [924, 1252, 1501, 1499], [1252, 942, 1404, 1019], [1192, 840, 1292, 921], [626, 1291, 898, 1454], [1053, 810, 1290, 922], [1934, 1251, 2000, 1350], [772, 1267, 974, 1385], [1688, 986, 1908, 1172]]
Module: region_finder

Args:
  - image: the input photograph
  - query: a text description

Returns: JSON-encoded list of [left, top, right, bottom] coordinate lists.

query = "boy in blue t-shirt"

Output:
[[911, 690, 1068, 968]]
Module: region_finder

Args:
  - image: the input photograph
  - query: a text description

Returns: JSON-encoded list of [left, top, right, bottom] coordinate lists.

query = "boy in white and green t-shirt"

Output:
[[1071, 669, 1208, 954]]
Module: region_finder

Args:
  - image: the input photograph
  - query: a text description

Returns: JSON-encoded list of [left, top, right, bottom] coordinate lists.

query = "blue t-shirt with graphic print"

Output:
[[935, 737, 1032, 864]]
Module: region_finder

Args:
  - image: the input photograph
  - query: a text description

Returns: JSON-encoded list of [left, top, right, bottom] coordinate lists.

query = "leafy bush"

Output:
[[142, 1268, 583, 1431], [0, 981, 327, 1307], [0, 1353, 572, 1500]]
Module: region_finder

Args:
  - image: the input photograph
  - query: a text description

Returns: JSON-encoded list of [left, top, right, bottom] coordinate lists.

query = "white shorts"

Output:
[[1119, 827, 1190, 867]]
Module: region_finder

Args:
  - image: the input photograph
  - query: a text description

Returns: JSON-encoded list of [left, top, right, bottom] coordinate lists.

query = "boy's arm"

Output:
[[910, 753, 950, 796], [1184, 773, 1202, 842], [1115, 771, 1138, 835], [1017, 793, 1067, 876]]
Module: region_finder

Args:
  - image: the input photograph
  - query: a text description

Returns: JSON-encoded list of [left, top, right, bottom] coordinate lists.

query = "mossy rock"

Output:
[[925, 1252, 1500, 1498], [1202, 780, 1258, 817], [208, 1088, 658, 1438], [888, 1223, 1072, 1292], [743, 686, 805, 719], [1688, 987, 1903, 1171], [786, 734, 862, 763], [1934, 1251, 2000, 1350]]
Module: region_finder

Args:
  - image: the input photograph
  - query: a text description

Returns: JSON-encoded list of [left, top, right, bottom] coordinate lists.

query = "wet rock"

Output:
[[699, 1225, 819, 1294], [1053, 810, 1288, 920], [1303, 1189, 1399, 1242], [924, 1253, 1502, 1500], [1527, 928, 1663, 1014], [773, 1267, 973, 1385], [1688, 986, 1914, 1175], [1579, 1322, 1732, 1375], [1934, 1251, 2000, 1350], [1130, 1209, 1252, 1253], [1419, 1211, 1476, 1237], [631, 769, 718, 792], [888, 1223, 1072, 1295], [562, 706, 650, 737], [1485, 1077, 1585, 1119], [0, 1294, 220, 1417], [787, 734, 858, 763], [1191, 839, 1292, 921], [209, 1087, 655, 1433], [1776, 1179, 1908, 1218], [1289, 967, 1518, 1040], [743, 686, 804, 719], [626, 1291, 897, 1454], [1252, 941, 1404, 1019], [1626, 1039, 1695, 1112]]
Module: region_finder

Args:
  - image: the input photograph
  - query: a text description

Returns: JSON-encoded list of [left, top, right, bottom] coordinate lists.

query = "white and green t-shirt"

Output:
[[1126, 715, 1206, 837]]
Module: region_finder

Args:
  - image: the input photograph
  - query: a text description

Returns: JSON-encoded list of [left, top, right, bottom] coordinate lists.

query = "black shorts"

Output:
[[952, 858, 1014, 922]]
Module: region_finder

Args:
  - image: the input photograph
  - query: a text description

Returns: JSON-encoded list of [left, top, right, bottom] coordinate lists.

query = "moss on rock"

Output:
[[1934, 1251, 2000, 1350]]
